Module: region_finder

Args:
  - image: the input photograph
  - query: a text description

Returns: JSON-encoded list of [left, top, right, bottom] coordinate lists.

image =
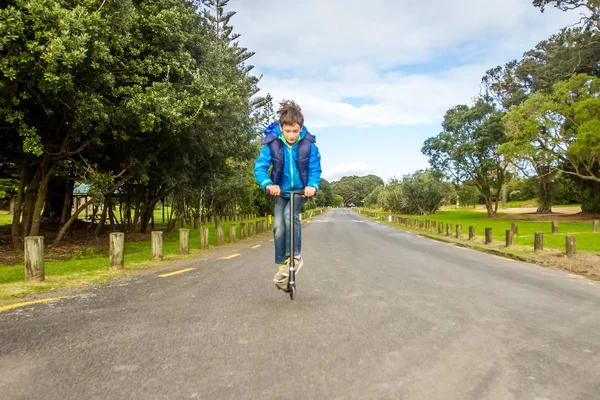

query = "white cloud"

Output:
[[229, 0, 583, 128], [323, 162, 377, 181]]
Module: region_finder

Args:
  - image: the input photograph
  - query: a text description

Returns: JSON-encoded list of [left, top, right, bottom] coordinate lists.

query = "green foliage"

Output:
[[331, 174, 384, 206], [400, 170, 446, 215], [422, 99, 508, 217]]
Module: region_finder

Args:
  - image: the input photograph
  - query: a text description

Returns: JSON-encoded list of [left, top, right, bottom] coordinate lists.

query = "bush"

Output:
[[509, 190, 523, 201]]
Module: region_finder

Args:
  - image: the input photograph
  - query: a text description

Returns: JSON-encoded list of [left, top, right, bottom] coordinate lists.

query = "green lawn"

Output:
[[362, 209, 600, 253], [0, 211, 12, 226]]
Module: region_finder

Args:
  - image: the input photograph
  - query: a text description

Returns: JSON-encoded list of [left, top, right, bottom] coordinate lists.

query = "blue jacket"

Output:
[[254, 122, 322, 197]]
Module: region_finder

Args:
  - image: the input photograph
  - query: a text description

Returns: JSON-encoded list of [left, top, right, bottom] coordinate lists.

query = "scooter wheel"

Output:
[[289, 286, 296, 300]]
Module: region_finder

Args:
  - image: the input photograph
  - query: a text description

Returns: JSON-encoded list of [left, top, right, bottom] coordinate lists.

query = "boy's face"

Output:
[[280, 123, 302, 145]]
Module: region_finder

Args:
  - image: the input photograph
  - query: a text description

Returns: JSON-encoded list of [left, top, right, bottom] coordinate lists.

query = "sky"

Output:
[[228, 0, 582, 183]]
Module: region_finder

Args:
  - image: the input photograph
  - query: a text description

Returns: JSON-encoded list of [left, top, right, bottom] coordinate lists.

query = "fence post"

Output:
[[469, 226, 475, 241], [240, 222, 246, 239], [552, 221, 559, 234], [511, 223, 518, 236], [200, 226, 209, 249], [438, 223, 444, 235], [229, 224, 236, 243], [217, 225, 224, 246], [179, 228, 189, 255], [262, 219, 267, 232], [256, 221, 262, 234], [456, 224, 462, 239], [151, 231, 163, 261], [248, 222, 255, 237], [485, 228, 492, 244], [110, 232, 125, 270], [24, 236, 45, 282], [534, 232, 544, 251], [566, 236, 576, 257], [446, 223, 452, 236], [593, 220, 599, 233], [505, 230, 513, 247]]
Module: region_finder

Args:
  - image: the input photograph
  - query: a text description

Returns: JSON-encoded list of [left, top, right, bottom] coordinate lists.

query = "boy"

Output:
[[254, 101, 322, 290]]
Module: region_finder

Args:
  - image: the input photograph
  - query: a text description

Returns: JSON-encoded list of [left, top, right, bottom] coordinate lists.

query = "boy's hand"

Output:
[[304, 186, 316, 198], [266, 185, 281, 196]]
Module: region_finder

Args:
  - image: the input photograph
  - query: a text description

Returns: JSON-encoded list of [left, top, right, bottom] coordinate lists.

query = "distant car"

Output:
[[347, 202, 356, 208]]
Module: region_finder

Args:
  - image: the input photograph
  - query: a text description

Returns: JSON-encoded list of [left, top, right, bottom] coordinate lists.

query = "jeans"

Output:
[[273, 195, 305, 264]]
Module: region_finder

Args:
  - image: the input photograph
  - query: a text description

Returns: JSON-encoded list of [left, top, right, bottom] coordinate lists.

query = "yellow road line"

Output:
[[221, 254, 240, 260], [158, 268, 196, 278], [251, 245, 261, 249], [0, 296, 70, 313]]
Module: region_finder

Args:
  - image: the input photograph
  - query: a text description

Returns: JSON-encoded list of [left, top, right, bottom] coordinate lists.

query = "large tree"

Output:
[[422, 99, 508, 218], [502, 74, 600, 212]]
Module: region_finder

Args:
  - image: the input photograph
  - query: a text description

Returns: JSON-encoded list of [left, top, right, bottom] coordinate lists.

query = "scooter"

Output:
[[280, 190, 304, 300]]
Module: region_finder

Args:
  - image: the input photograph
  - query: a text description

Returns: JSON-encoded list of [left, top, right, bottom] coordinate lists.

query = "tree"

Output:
[[533, 0, 600, 30], [331, 174, 384, 206], [501, 74, 600, 213], [400, 170, 446, 215], [422, 99, 508, 217], [314, 179, 335, 207]]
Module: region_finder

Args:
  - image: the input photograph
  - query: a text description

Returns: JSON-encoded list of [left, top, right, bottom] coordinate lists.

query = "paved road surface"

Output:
[[1, 208, 599, 399]]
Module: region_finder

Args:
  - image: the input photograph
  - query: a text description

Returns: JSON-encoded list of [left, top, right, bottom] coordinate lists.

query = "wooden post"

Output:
[[262, 220, 267, 232], [200, 226, 209, 249], [446, 223, 452, 236], [511, 223, 518, 236], [425, 220, 430, 230], [109, 232, 125, 270], [593, 220, 599, 233], [468, 226, 475, 241], [229, 224, 236, 243], [217, 225, 224, 246], [552, 221, 558, 234], [456, 224, 462, 239], [431, 221, 436, 232], [248, 222, 255, 237], [438, 223, 444, 234], [485, 228, 492, 244], [256, 221, 262, 234], [566, 236, 576, 257], [24, 236, 45, 282], [151, 231, 163, 261], [505, 230, 513, 247], [179, 228, 189, 255], [240, 222, 246, 239], [534, 232, 543, 251]]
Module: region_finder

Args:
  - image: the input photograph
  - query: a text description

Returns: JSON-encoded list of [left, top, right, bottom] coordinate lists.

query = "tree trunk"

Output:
[[29, 156, 53, 236], [95, 198, 109, 237], [140, 201, 158, 233], [484, 198, 496, 218], [53, 198, 94, 246], [11, 162, 27, 250], [59, 180, 74, 225], [536, 169, 554, 213], [21, 186, 36, 239], [501, 183, 507, 209]]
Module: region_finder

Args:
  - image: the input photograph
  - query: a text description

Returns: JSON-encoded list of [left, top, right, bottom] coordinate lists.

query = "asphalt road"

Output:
[[1, 208, 599, 400]]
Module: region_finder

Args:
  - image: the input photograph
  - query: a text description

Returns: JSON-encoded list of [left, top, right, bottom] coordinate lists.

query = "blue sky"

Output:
[[229, 0, 581, 182]]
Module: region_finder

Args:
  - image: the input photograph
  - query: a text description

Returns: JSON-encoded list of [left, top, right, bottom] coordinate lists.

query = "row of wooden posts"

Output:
[[22, 209, 325, 283], [356, 210, 599, 258]]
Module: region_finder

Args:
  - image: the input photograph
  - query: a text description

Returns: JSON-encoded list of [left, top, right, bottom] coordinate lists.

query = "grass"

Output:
[[361, 209, 600, 253], [0, 208, 326, 300], [0, 211, 12, 226]]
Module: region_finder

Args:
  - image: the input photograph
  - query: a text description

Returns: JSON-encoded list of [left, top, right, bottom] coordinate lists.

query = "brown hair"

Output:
[[278, 100, 304, 127]]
